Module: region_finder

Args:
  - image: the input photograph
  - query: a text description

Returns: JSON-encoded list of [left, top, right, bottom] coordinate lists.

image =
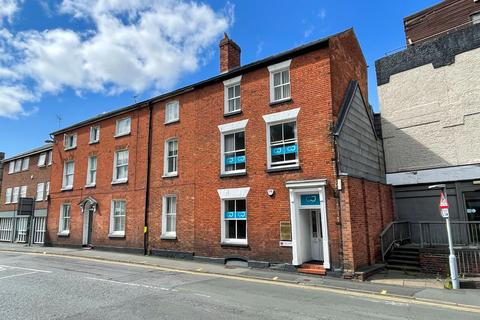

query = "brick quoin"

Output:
[[46, 29, 394, 272]]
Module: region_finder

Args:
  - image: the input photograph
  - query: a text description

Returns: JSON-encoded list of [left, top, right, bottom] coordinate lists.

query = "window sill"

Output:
[[114, 132, 131, 138], [85, 184, 96, 188], [36, 199, 43, 202], [38, 164, 46, 168], [161, 234, 177, 240], [266, 165, 301, 173], [162, 173, 178, 179], [224, 110, 242, 118], [89, 141, 99, 145], [220, 241, 249, 248], [220, 171, 247, 178], [111, 180, 128, 185], [61, 187, 73, 191], [109, 233, 125, 238], [269, 98, 292, 107], [57, 231, 70, 237], [164, 119, 179, 125], [64, 146, 77, 151]]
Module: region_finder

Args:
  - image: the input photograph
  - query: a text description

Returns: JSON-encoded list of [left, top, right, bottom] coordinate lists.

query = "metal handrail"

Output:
[[380, 221, 410, 262]]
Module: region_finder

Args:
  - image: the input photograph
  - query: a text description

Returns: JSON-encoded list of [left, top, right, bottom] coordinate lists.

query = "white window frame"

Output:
[[218, 187, 250, 246], [36, 183, 45, 202], [47, 150, 52, 165], [161, 195, 177, 239], [14, 159, 21, 172], [20, 186, 27, 198], [58, 203, 71, 235], [21, 157, 29, 171], [112, 150, 129, 184], [163, 139, 178, 177], [86, 155, 97, 187], [218, 119, 248, 175], [223, 75, 242, 115], [115, 117, 131, 137], [268, 59, 292, 103], [45, 182, 50, 199], [62, 160, 75, 190], [109, 200, 126, 237], [38, 153, 47, 167], [5, 188, 12, 204], [8, 161, 14, 174], [165, 100, 180, 124], [263, 108, 300, 170], [12, 187, 20, 203], [64, 133, 77, 150], [90, 126, 100, 144]]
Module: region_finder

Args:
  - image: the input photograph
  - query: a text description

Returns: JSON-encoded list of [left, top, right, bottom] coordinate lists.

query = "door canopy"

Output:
[[78, 196, 98, 214]]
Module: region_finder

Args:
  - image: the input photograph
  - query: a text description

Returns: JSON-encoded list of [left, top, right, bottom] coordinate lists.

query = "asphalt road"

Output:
[[0, 252, 477, 320]]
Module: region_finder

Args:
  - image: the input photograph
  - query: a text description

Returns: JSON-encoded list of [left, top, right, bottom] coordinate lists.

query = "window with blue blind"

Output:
[[223, 131, 246, 174], [224, 199, 247, 242], [269, 121, 298, 168]]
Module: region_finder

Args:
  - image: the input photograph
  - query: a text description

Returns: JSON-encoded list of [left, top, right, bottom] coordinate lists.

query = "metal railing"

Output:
[[0, 217, 46, 244], [410, 221, 480, 248], [380, 221, 411, 261]]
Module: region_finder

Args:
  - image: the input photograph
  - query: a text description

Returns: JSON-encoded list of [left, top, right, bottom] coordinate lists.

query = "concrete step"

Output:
[[393, 247, 420, 253], [386, 259, 420, 266], [386, 264, 421, 272]]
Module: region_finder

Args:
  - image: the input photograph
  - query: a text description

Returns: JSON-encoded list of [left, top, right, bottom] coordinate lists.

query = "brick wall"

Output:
[[46, 108, 149, 249], [148, 44, 341, 264], [420, 248, 480, 276], [329, 29, 368, 116], [340, 176, 394, 271], [0, 150, 52, 212]]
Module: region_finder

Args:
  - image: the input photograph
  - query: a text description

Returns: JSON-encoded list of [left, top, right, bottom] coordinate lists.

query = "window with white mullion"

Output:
[[86, 156, 97, 186], [5, 188, 12, 204], [273, 70, 290, 101], [62, 161, 75, 189], [269, 121, 298, 168], [38, 153, 47, 167], [59, 204, 71, 234], [12, 187, 20, 203], [164, 139, 178, 176], [36, 183, 45, 202], [113, 150, 128, 183], [224, 199, 247, 242], [8, 161, 14, 174], [223, 131, 245, 173], [110, 200, 126, 236], [226, 84, 241, 113], [162, 195, 177, 237]]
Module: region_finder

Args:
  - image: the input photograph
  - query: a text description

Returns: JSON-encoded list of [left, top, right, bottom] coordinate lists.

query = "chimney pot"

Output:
[[219, 33, 241, 73]]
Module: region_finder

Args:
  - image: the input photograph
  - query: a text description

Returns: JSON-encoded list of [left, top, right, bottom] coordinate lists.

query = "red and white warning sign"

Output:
[[439, 192, 449, 209], [439, 191, 449, 218]]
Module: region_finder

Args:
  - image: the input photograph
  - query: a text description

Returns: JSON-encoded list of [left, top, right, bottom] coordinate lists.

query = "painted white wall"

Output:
[[378, 47, 480, 174]]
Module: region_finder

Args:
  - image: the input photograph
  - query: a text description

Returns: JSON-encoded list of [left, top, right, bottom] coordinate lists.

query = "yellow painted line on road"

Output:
[[2, 249, 480, 314]]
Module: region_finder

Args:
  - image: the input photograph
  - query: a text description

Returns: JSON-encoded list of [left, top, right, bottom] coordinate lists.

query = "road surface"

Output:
[[0, 251, 477, 319]]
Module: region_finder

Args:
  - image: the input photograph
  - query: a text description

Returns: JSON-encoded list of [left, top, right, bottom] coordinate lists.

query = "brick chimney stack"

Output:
[[219, 33, 241, 73]]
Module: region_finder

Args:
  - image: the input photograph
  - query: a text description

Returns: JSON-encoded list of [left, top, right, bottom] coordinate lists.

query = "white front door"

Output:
[[310, 210, 323, 261]]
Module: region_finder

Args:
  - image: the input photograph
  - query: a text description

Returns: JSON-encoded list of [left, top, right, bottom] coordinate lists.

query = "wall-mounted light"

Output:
[[267, 189, 275, 197]]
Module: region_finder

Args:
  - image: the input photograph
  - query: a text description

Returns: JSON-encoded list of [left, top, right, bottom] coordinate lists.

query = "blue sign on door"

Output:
[[300, 194, 320, 206]]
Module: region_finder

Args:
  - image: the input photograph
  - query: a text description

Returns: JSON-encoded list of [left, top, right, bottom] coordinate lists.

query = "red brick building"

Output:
[[47, 29, 393, 274], [0, 145, 52, 244]]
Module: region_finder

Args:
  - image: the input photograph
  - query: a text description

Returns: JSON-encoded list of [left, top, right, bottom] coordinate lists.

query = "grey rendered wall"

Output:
[[336, 88, 385, 183]]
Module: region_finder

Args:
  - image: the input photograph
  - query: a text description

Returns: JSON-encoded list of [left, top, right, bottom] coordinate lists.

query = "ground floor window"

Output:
[[58, 204, 71, 235], [162, 195, 177, 238], [110, 200, 126, 237], [223, 199, 247, 244]]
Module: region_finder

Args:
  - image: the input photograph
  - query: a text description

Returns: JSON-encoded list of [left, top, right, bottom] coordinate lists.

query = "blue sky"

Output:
[[0, 0, 439, 157]]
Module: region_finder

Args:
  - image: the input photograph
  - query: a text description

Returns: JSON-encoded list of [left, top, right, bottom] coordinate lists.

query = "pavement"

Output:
[[0, 243, 479, 314]]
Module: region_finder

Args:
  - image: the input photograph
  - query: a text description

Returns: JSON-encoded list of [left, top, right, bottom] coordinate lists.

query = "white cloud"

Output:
[[0, 0, 232, 118], [318, 8, 327, 20], [0, 0, 20, 25]]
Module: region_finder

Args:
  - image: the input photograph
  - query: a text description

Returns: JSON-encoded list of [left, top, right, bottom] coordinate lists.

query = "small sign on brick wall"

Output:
[[279, 221, 292, 247]]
